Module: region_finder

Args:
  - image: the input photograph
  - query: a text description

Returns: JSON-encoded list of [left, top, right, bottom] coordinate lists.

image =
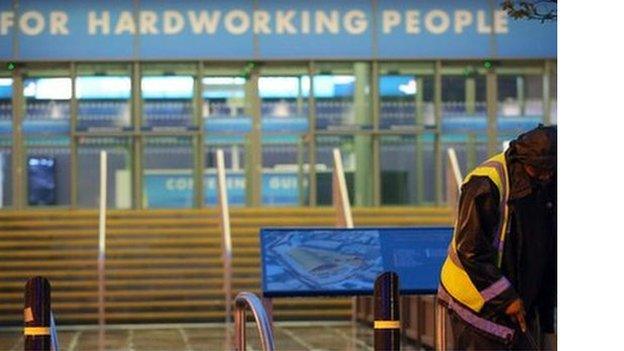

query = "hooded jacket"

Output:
[[438, 125, 557, 344]]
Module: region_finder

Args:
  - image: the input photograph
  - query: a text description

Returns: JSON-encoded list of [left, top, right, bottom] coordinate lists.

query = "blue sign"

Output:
[[0, 0, 556, 60], [143, 169, 303, 208], [260, 227, 453, 297]]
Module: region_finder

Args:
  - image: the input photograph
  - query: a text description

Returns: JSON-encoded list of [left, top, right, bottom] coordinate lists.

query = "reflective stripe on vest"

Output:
[[439, 152, 510, 313]]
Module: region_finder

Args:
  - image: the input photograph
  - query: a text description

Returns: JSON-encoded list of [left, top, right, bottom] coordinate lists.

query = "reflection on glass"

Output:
[[0, 78, 11, 206], [315, 135, 353, 205], [25, 145, 70, 206], [0, 146, 10, 207], [77, 76, 131, 130], [77, 137, 132, 208], [23, 78, 71, 129], [314, 75, 356, 129], [204, 145, 246, 206], [379, 75, 434, 129], [202, 76, 247, 120], [142, 76, 194, 128], [259, 74, 310, 206], [143, 137, 194, 208]]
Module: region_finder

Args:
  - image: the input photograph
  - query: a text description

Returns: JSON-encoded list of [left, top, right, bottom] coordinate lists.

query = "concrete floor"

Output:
[[0, 322, 425, 351]]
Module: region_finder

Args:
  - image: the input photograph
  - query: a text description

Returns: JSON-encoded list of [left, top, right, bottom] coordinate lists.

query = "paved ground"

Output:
[[0, 322, 425, 351]]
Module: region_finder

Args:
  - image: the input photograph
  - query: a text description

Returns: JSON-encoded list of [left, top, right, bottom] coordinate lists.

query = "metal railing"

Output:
[[234, 292, 276, 351]]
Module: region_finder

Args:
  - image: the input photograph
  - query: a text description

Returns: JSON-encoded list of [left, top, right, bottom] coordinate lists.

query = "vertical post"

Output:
[[374, 271, 400, 351], [486, 68, 498, 157], [371, 61, 381, 206], [245, 66, 261, 206], [216, 149, 233, 328], [307, 61, 317, 206], [414, 77, 424, 205], [69, 62, 78, 208], [194, 61, 205, 208], [434, 61, 443, 205], [332, 148, 353, 229], [446, 148, 462, 214], [12, 66, 24, 209], [98, 150, 107, 351], [434, 302, 447, 351], [234, 306, 246, 351], [131, 62, 142, 209], [24, 277, 51, 351], [332, 147, 357, 324], [465, 77, 476, 115], [517, 75, 526, 116], [353, 62, 373, 206]]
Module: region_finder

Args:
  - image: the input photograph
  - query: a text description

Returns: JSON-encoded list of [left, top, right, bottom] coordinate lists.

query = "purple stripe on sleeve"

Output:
[[480, 277, 512, 301]]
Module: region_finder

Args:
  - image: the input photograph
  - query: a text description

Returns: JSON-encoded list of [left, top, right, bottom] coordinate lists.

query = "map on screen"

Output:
[[260, 227, 453, 297]]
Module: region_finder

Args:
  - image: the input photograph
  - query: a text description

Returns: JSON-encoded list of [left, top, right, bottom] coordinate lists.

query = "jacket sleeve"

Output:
[[454, 176, 519, 310]]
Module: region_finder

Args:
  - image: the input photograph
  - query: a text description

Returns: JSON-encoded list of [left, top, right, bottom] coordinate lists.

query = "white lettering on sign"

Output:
[[166, 178, 194, 191], [300, 10, 310, 34], [224, 9, 250, 35], [114, 11, 136, 35], [188, 11, 221, 34], [163, 10, 184, 34], [494, 10, 509, 34], [454, 10, 472, 34], [276, 10, 296, 34], [382, 10, 400, 34], [19, 11, 45, 36], [405, 10, 420, 34], [254, 10, 271, 34], [315, 10, 339, 34], [424, 10, 450, 35], [140, 11, 158, 34], [343, 10, 367, 34], [477, 10, 492, 34], [0, 8, 513, 37], [50, 11, 69, 35], [0, 12, 14, 35], [88, 11, 110, 35]]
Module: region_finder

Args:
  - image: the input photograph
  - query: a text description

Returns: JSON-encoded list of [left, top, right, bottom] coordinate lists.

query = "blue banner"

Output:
[[0, 0, 556, 60]]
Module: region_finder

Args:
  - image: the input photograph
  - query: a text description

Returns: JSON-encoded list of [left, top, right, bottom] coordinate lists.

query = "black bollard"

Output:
[[373, 271, 400, 351], [24, 276, 52, 351]]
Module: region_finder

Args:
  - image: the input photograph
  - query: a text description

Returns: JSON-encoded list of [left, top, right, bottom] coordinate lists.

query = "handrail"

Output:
[[234, 292, 276, 351]]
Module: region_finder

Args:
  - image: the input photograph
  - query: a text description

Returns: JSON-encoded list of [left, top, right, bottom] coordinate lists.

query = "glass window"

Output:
[[142, 76, 195, 129], [497, 74, 543, 141], [203, 73, 249, 206], [24, 77, 71, 206], [379, 73, 434, 129], [76, 76, 132, 130], [77, 137, 132, 208], [204, 145, 246, 206], [0, 77, 11, 207], [259, 66, 310, 206], [315, 135, 354, 206], [380, 134, 438, 205], [143, 136, 195, 208]]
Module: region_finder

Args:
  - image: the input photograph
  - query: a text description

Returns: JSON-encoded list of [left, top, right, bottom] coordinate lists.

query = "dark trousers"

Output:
[[449, 312, 538, 351]]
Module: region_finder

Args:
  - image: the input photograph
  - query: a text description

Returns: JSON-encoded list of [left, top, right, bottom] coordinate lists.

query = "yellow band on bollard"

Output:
[[24, 327, 50, 336], [374, 320, 401, 329]]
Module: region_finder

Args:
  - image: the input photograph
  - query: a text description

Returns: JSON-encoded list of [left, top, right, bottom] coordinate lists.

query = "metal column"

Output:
[[11, 67, 24, 209], [433, 61, 443, 205], [353, 62, 373, 206], [131, 62, 143, 209], [486, 68, 498, 156]]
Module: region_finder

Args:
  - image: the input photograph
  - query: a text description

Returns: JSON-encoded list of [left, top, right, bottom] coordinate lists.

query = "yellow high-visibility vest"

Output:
[[439, 152, 510, 313]]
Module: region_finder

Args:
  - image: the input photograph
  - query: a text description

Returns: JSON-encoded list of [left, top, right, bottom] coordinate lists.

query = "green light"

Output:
[[484, 61, 492, 69], [7, 62, 15, 71]]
